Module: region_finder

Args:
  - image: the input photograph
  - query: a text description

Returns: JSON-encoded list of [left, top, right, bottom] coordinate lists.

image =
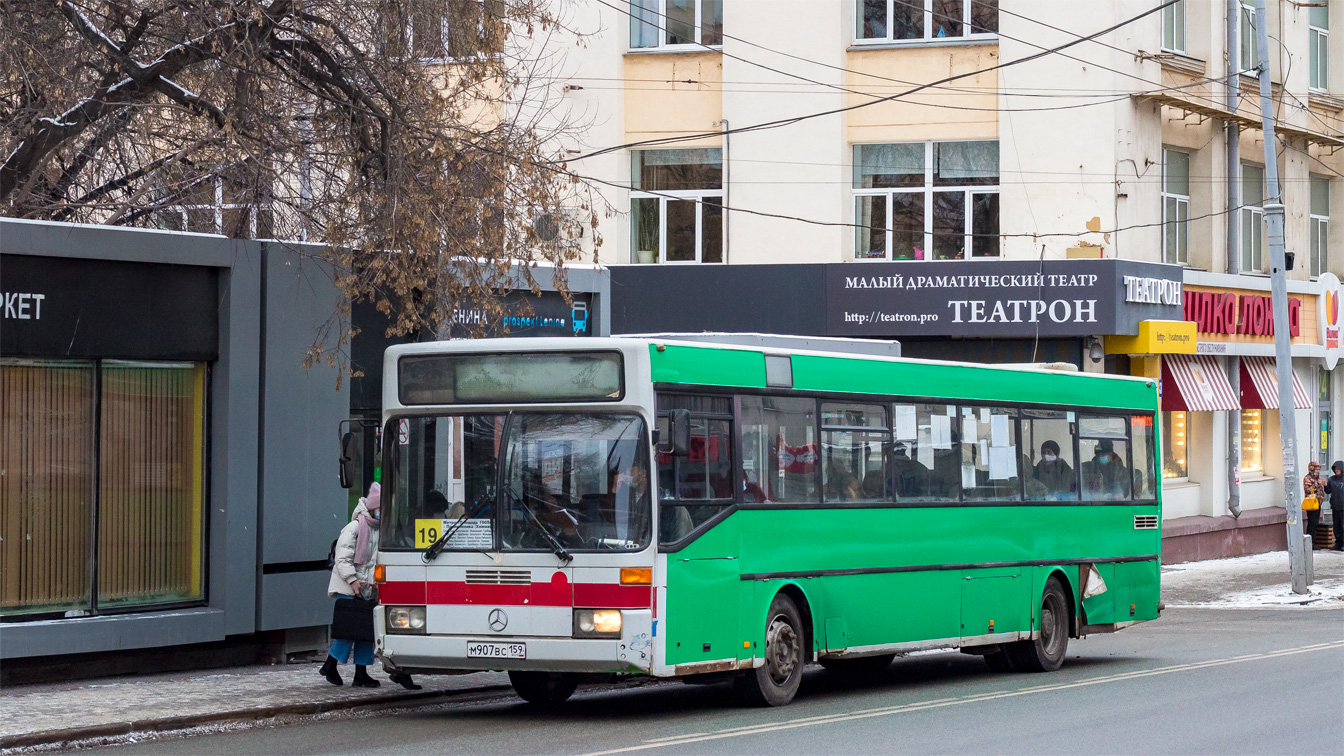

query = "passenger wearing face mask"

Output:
[[1081, 440, 1129, 500], [1032, 440, 1074, 499]]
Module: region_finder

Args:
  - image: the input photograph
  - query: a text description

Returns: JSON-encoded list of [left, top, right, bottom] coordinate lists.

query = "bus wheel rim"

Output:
[[765, 614, 798, 684], [1040, 595, 1062, 654]]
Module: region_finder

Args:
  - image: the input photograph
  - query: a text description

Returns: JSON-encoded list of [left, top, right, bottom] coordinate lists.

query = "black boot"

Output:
[[352, 665, 381, 688], [319, 655, 343, 687], [389, 672, 423, 690]]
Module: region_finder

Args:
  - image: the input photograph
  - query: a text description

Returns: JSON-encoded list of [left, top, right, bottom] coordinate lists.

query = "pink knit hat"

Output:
[[364, 482, 381, 513]]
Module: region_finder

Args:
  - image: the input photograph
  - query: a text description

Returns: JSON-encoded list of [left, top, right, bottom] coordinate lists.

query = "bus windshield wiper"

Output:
[[423, 500, 489, 562], [513, 495, 573, 565]]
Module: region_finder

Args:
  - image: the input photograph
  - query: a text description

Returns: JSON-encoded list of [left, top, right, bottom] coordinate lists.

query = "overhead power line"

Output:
[[571, 0, 1186, 160]]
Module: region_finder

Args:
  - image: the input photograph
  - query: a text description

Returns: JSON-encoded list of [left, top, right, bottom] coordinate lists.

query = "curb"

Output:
[[0, 683, 514, 751]]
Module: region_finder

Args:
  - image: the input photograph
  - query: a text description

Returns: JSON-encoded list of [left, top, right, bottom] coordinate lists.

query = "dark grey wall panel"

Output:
[[609, 264, 828, 336], [259, 572, 333, 632], [260, 244, 351, 569]]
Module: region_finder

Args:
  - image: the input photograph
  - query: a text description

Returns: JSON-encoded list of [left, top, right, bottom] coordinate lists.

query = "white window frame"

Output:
[[852, 141, 1000, 261], [628, 0, 722, 52], [1310, 8, 1329, 91], [1237, 1, 1257, 74], [629, 149, 723, 264], [407, 3, 502, 64], [158, 176, 269, 238], [1311, 177, 1330, 278], [1240, 162, 1266, 272], [1161, 0, 1186, 54], [853, 0, 997, 46], [1162, 149, 1190, 265], [629, 192, 723, 263]]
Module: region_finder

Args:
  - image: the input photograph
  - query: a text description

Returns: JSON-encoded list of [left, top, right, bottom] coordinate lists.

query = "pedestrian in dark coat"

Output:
[[1327, 461, 1344, 551]]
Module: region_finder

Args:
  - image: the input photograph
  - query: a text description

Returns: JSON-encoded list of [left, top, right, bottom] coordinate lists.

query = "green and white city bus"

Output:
[[371, 336, 1161, 706]]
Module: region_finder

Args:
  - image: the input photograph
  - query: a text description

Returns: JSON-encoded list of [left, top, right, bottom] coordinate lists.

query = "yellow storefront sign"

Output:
[[1106, 320, 1198, 355]]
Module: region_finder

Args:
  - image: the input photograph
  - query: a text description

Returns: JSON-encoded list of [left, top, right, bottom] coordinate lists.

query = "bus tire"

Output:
[[1005, 576, 1069, 673], [509, 671, 578, 705], [734, 593, 805, 707], [818, 654, 895, 676]]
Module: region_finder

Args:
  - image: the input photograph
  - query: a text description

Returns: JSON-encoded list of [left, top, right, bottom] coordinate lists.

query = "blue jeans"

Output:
[[329, 637, 375, 666]]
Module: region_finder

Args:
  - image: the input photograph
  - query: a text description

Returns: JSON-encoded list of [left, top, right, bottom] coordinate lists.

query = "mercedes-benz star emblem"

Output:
[[488, 608, 508, 633]]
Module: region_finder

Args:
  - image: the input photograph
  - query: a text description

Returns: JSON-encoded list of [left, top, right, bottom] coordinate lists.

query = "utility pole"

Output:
[[1252, 0, 1309, 593]]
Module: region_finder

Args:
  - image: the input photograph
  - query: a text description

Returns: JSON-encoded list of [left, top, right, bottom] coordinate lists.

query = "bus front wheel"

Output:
[[509, 671, 578, 705], [734, 593, 804, 707], [1005, 576, 1069, 672]]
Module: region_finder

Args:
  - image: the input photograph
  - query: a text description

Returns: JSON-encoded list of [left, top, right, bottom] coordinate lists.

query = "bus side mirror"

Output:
[[339, 431, 358, 489], [657, 409, 691, 457]]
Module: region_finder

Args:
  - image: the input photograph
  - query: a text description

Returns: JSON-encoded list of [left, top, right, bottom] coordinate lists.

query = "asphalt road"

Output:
[[106, 608, 1343, 756]]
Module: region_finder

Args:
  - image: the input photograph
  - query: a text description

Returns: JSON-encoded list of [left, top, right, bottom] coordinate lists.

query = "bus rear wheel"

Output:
[[734, 593, 804, 707], [509, 671, 578, 705], [1005, 576, 1069, 673]]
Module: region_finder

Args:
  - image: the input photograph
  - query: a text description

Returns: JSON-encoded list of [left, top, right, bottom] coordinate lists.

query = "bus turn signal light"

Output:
[[374, 565, 386, 584], [620, 567, 652, 585]]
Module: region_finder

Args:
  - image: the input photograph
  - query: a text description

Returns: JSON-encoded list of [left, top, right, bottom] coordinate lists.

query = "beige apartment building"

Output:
[[557, 0, 1344, 559]]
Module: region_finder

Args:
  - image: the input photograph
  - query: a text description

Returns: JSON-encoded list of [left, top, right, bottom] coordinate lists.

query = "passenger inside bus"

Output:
[[888, 443, 930, 499], [1081, 440, 1129, 500], [1032, 440, 1075, 499]]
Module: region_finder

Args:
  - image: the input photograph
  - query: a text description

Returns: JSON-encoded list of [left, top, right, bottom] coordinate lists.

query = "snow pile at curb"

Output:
[[1162, 550, 1344, 609]]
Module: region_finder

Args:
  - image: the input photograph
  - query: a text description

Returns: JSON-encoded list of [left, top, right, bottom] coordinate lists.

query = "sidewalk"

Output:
[[1161, 548, 1344, 607], [0, 663, 511, 751], [3, 551, 1341, 751]]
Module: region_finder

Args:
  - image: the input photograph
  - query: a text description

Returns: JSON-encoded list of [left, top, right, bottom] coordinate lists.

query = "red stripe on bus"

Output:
[[574, 583, 651, 608], [377, 581, 651, 608]]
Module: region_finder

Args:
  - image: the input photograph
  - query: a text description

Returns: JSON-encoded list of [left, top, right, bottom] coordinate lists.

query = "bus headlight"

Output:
[[386, 606, 426, 634], [573, 609, 622, 638]]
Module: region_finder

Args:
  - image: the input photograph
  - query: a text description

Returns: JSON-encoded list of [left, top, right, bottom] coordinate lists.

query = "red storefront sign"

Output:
[[1182, 290, 1301, 337]]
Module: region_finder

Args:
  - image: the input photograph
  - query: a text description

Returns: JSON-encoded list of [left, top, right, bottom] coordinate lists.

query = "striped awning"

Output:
[[1161, 354, 1239, 412], [1240, 356, 1312, 410]]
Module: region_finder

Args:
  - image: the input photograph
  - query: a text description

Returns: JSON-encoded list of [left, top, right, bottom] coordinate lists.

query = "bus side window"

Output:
[[656, 394, 733, 545], [1079, 415, 1131, 501], [740, 395, 819, 504], [892, 403, 958, 501], [962, 407, 1022, 502], [1130, 415, 1157, 499], [821, 402, 889, 503], [1021, 409, 1077, 501]]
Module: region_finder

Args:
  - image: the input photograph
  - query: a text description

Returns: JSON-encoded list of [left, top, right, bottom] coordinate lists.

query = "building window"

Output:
[[1241, 163, 1265, 272], [856, 0, 997, 43], [1162, 149, 1190, 265], [1311, 176, 1330, 278], [0, 359, 206, 617], [1163, 410, 1188, 479], [1311, 3, 1330, 90], [1162, 0, 1185, 53], [630, 148, 723, 263], [1240, 409, 1263, 474], [630, 0, 723, 49], [153, 174, 273, 239], [853, 141, 999, 260], [412, 1, 506, 61], [1238, 1, 1257, 73]]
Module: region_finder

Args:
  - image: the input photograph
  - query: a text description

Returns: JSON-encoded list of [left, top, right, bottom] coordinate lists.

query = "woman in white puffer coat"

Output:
[[320, 483, 419, 689]]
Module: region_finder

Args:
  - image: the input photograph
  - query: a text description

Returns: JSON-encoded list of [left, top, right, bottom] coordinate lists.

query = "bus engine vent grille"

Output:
[[1133, 515, 1159, 530], [465, 569, 532, 585]]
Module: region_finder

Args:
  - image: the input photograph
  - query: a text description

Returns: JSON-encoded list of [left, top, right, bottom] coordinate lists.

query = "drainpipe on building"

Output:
[[1226, 0, 1242, 517], [715, 119, 730, 265], [1253, 0, 1308, 593]]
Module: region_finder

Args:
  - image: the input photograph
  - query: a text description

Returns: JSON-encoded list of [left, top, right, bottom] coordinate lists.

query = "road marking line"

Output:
[[577, 640, 1344, 756]]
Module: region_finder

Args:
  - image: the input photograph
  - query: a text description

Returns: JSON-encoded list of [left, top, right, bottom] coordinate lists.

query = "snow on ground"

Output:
[[1162, 550, 1344, 609]]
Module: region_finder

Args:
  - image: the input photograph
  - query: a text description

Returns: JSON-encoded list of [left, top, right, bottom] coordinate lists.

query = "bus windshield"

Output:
[[382, 412, 651, 553]]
